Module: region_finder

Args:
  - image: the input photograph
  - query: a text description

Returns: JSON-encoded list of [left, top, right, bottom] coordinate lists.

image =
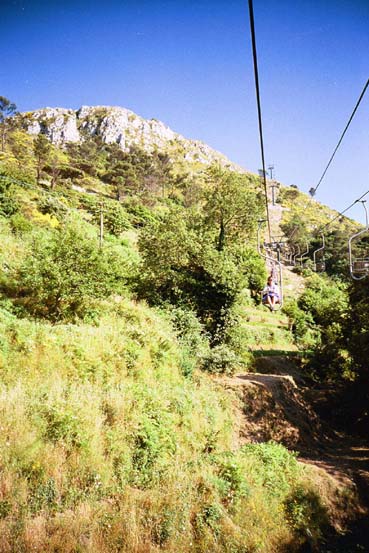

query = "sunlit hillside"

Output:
[[0, 107, 368, 552]]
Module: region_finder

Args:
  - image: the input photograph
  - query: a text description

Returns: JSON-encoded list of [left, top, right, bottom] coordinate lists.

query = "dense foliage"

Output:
[[8, 220, 135, 321]]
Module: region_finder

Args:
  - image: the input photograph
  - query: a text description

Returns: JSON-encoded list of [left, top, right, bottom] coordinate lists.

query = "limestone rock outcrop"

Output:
[[21, 105, 242, 170]]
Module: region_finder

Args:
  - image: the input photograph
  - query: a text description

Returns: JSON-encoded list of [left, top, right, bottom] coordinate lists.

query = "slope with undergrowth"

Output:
[[0, 111, 366, 551]]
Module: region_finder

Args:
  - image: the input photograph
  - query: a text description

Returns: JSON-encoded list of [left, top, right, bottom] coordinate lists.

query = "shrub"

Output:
[[0, 176, 19, 217], [37, 195, 68, 219], [201, 344, 240, 375], [166, 305, 210, 377], [282, 298, 318, 348], [138, 207, 247, 340], [79, 196, 132, 236], [9, 213, 32, 235], [241, 442, 300, 498], [284, 485, 329, 540], [12, 219, 134, 321]]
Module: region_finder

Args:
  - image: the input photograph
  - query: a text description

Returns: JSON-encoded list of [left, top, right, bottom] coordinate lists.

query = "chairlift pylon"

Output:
[[349, 201, 369, 280]]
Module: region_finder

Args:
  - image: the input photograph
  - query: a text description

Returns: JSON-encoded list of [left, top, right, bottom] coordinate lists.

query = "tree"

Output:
[[66, 134, 106, 177], [345, 282, 369, 380], [0, 96, 17, 151], [7, 130, 35, 174], [137, 206, 262, 341], [203, 166, 263, 251], [33, 134, 51, 183], [0, 175, 19, 217], [44, 148, 68, 189]]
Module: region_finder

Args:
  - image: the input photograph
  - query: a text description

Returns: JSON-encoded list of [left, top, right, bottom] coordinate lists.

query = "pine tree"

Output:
[[0, 96, 17, 151]]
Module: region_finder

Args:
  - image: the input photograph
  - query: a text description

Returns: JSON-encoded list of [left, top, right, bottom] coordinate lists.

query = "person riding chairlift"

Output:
[[262, 275, 280, 311]]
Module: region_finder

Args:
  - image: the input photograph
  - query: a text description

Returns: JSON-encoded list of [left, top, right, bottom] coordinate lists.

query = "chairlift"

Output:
[[288, 244, 296, 266], [292, 245, 301, 266], [313, 234, 326, 272], [264, 238, 287, 251], [257, 220, 283, 309], [281, 245, 292, 265], [264, 239, 287, 266], [298, 242, 310, 267], [349, 201, 369, 280]]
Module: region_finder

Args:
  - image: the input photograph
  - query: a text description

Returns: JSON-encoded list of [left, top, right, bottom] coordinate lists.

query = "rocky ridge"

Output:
[[21, 105, 243, 170]]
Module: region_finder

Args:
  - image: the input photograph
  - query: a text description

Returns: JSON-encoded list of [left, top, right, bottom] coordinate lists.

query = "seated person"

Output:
[[262, 276, 280, 311]]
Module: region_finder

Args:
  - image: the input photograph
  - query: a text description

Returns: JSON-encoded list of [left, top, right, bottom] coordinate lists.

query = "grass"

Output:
[[0, 298, 337, 552]]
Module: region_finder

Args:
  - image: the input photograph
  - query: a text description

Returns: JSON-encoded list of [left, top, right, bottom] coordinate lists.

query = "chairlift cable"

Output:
[[312, 78, 369, 197], [317, 187, 369, 235], [248, 0, 271, 242], [288, 77, 369, 243]]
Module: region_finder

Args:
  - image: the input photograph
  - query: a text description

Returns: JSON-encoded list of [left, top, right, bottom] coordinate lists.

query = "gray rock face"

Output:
[[21, 105, 242, 170], [26, 108, 80, 144]]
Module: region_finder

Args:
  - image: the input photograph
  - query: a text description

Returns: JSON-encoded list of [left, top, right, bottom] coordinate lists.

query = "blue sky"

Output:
[[1, 0, 368, 223]]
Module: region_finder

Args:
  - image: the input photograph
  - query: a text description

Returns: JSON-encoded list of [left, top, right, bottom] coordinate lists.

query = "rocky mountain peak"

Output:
[[21, 105, 243, 170]]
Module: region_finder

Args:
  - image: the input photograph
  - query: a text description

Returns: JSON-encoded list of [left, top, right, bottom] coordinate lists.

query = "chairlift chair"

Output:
[[299, 242, 310, 267], [257, 220, 284, 310], [313, 234, 326, 272], [288, 244, 296, 266], [292, 245, 301, 266], [349, 201, 369, 280]]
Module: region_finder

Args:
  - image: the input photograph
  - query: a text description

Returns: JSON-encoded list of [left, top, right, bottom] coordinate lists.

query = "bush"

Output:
[[138, 207, 248, 340], [166, 305, 210, 377], [241, 442, 300, 498], [284, 485, 329, 540], [9, 213, 33, 235], [37, 195, 68, 219], [80, 196, 132, 236], [0, 177, 19, 217], [201, 344, 240, 375], [12, 219, 134, 321], [282, 298, 318, 348]]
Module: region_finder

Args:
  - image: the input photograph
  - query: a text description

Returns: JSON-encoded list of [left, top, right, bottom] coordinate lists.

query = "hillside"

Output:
[[0, 102, 368, 552]]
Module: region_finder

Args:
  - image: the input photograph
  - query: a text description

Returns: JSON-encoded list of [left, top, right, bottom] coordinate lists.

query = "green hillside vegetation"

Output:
[[0, 103, 368, 551]]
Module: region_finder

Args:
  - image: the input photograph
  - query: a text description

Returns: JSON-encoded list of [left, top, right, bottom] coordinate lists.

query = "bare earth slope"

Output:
[[222, 363, 369, 552]]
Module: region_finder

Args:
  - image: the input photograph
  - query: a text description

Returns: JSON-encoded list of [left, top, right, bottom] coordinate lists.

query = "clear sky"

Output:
[[1, 0, 368, 223]]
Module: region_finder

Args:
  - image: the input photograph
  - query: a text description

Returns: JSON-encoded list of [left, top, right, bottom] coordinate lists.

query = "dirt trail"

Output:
[[221, 361, 369, 551]]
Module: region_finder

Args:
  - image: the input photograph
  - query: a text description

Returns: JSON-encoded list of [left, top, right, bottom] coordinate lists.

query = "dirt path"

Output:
[[222, 368, 369, 551]]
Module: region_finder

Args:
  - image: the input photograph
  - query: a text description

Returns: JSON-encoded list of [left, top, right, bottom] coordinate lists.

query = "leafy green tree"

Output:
[[12, 220, 132, 321], [280, 214, 309, 247], [299, 274, 348, 328], [43, 148, 68, 189], [66, 134, 107, 177], [0, 96, 17, 151], [287, 274, 350, 379], [101, 145, 175, 201], [80, 196, 131, 236], [203, 166, 263, 251], [138, 206, 260, 341], [7, 130, 34, 171]]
